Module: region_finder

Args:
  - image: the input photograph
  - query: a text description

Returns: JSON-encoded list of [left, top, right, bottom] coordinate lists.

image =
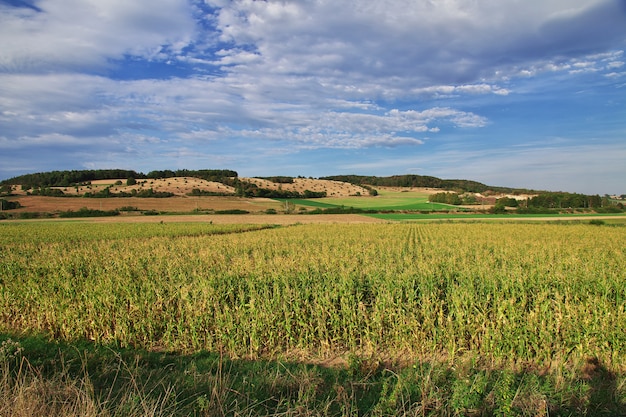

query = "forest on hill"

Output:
[[1, 170, 536, 194], [2, 169, 622, 213], [0, 169, 238, 189], [320, 174, 530, 194]]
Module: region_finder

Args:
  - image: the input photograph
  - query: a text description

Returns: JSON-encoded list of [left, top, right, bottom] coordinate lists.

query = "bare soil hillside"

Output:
[[372, 186, 445, 195], [241, 177, 369, 197], [9, 177, 369, 197], [52, 177, 237, 196]]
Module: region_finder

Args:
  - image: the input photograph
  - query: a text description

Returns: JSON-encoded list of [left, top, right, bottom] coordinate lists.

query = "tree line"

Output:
[[1, 169, 238, 189], [320, 174, 526, 194], [430, 190, 623, 213], [234, 180, 326, 198]]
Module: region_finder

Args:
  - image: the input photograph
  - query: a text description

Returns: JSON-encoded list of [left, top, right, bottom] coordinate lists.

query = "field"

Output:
[[8, 195, 282, 214], [294, 188, 456, 211], [1, 221, 626, 415], [4, 182, 461, 216]]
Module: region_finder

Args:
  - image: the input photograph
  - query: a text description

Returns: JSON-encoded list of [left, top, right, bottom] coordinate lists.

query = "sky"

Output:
[[1, 0, 625, 194]]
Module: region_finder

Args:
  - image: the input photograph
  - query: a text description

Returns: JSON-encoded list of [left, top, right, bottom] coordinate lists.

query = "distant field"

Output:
[[368, 212, 626, 222], [6, 195, 282, 214], [292, 188, 458, 211]]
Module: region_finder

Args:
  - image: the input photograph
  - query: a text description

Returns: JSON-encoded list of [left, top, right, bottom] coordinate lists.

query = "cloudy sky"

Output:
[[1, 0, 625, 194]]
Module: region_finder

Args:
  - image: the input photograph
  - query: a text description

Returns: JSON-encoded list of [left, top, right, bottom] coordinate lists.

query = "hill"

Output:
[[1, 169, 534, 196], [320, 174, 533, 194]]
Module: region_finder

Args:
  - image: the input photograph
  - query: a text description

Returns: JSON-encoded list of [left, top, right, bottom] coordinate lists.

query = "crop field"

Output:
[[1, 221, 626, 415]]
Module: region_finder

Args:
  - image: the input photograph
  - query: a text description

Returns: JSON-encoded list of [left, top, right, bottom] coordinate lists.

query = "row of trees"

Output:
[[428, 192, 479, 205], [22, 186, 174, 198], [256, 176, 295, 184], [526, 192, 604, 209], [321, 174, 523, 194], [1, 169, 239, 189], [1, 170, 142, 188], [428, 191, 623, 213], [234, 180, 326, 198], [144, 169, 237, 182]]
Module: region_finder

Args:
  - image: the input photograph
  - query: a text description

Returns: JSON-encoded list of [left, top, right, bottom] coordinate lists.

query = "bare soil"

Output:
[[8, 195, 279, 213]]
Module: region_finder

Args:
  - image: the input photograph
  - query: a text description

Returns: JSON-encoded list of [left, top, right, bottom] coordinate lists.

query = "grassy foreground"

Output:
[[1, 221, 625, 415]]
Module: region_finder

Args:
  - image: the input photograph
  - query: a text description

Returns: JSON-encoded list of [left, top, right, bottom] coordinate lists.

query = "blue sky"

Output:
[[1, 0, 625, 194]]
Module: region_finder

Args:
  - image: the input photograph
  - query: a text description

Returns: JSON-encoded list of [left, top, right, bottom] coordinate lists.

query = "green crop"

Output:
[[1, 222, 625, 371]]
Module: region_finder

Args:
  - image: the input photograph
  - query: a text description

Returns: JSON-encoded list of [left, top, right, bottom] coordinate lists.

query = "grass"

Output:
[[289, 189, 456, 211], [2, 221, 626, 415], [2, 334, 624, 416]]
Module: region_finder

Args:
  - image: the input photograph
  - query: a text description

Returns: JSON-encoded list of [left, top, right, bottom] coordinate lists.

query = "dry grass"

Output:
[[0, 358, 177, 417], [10, 177, 369, 198], [241, 177, 369, 197], [79, 177, 234, 196], [10, 177, 235, 197], [373, 186, 444, 195]]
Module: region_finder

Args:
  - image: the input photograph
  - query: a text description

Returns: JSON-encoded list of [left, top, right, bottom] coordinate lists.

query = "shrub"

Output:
[[59, 208, 120, 218], [0, 199, 21, 210]]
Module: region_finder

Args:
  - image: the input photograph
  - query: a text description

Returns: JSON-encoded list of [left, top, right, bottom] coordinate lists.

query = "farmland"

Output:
[[291, 188, 456, 212], [1, 220, 625, 415], [3, 183, 458, 217]]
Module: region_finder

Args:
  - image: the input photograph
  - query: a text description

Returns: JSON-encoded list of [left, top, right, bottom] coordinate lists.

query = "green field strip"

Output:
[[367, 212, 626, 221]]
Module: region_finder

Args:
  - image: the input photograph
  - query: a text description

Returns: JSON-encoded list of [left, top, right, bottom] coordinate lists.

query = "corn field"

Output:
[[1, 221, 625, 370]]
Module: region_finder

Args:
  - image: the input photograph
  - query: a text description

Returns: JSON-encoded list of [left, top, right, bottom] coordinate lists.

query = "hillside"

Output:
[[320, 174, 534, 194], [3, 177, 369, 198], [242, 177, 369, 197], [1, 169, 533, 196]]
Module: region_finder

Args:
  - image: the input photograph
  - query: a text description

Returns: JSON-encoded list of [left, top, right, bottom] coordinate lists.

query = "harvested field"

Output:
[[9, 195, 279, 213]]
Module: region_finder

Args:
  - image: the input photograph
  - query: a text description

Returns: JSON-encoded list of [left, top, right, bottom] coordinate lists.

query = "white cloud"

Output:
[[0, 0, 624, 191], [0, 0, 196, 72], [0, 69, 487, 155], [204, 0, 626, 92]]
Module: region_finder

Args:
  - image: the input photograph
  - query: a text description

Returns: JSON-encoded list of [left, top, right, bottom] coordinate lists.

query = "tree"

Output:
[[0, 199, 21, 210], [126, 177, 137, 186]]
